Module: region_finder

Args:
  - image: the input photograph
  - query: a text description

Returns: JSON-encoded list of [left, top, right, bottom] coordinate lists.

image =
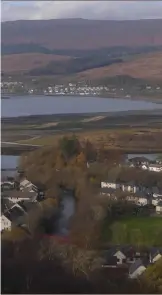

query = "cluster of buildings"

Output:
[[1, 178, 45, 232], [1, 81, 24, 94], [1, 81, 114, 96], [128, 156, 162, 173], [0, 80, 133, 97], [100, 180, 162, 214], [1, 78, 162, 97], [101, 245, 162, 279], [43, 83, 115, 96]]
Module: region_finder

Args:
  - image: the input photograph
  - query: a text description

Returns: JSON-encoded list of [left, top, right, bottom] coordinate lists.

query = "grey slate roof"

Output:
[[129, 157, 150, 163], [103, 256, 118, 266], [4, 205, 25, 222], [1, 198, 14, 213], [150, 247, 162, 259], [17, 200, 36, 212], [2, 190, 36, 199], [129, 258, 149, 275]]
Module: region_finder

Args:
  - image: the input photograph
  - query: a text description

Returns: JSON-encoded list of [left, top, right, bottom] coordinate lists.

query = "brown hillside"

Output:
[[2, 19, 162, 49], [1, 53, 70, 73], [76, 52, 162, 81]]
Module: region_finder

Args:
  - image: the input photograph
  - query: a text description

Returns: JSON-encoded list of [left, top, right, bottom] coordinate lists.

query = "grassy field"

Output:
[[102, 216, 162, 246], [15, 127, 162, 153]]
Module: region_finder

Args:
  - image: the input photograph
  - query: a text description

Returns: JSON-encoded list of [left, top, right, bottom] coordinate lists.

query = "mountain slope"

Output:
[[76, 52, 162, 82], [2, 18, 162, 50]]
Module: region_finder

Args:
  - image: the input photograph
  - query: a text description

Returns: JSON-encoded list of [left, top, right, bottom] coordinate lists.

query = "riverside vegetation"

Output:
[[2, 136, 162, 293]]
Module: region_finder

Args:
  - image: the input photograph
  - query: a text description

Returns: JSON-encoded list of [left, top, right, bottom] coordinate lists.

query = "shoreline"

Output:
[[2, 106, 162, 121]]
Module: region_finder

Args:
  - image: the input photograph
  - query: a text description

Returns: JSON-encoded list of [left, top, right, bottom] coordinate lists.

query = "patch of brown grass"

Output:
[[17, 127, 162, 152]]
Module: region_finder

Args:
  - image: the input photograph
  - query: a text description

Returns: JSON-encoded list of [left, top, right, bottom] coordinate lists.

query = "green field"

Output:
[[102, 216, 162, 246]]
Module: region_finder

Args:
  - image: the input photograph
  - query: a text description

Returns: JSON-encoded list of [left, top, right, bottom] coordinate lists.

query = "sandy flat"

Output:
[[82, 116, 106, 123]]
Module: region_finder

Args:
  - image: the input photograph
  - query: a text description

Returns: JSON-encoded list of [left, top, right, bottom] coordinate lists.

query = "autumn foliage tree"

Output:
[[59, 135, 81, 159]]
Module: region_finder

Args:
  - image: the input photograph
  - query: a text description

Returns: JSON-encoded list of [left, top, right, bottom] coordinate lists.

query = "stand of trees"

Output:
[[2, 136, 162, 293], [2, 236, 162, 293]]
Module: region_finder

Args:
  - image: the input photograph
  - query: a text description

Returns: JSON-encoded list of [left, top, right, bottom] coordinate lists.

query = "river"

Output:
[[2, 95, 162, 118], [1, 155, 75, 235]]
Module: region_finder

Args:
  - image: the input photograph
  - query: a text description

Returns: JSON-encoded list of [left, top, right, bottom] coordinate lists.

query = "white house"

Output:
[[129, 259, 147, 279], [153, 193, 162, 198], [1, 204, 26, 232], [102, 248, 127, 268], [126, 195, 139, 204], [101, 182, 118, 189], [141, 164, 148, 170], [149, 248, 162, 264], [148, 164, 162, 173], [156, 201, 162, 214], [113, 250, 127, 265], [0, 215, 12, 231], [20, 179, 34, 191], [137, 196, 149, 206], [1, 181, 15, 191], [152, 196, 162, 206], [121, 184, 139, 194]]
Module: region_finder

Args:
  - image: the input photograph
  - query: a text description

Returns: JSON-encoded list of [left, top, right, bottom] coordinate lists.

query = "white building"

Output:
[[0, 215, 12, 231], [137, 196, 149, 206], [150, 248, 162, 264], [141, 164, 148, 170], [113, 250, 127, 265], [148, 164, 162, 173], [156, 201, 162, 214], [20, 178, 37, 192], [152, 196, 162, 206], [101, 182, 118, 189]]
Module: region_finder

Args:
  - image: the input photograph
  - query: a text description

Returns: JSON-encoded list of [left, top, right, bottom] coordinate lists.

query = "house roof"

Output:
[[120, 246, 136, 257], [17, 200, 36, 212], [103, 246, 129, 260], [20, 179, 31, 187], [136, 192, 152, 199], [1, 198, 14, 213], [103, 255, 118, 266], [129, 157, 150, 163], [2, 190, 36, 199], [4, 205, 25, 222], [129, 258, 148, 275], [149, 164, 162, 168], [150, 247, 162, 259], [20, 179, 45, 191]]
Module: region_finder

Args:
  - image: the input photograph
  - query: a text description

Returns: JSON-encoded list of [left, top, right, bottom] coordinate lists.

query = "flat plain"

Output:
[[2, 109, 162, 154]]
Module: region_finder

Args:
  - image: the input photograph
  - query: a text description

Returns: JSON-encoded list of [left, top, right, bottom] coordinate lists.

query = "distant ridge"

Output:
[[2, 18, 162, 50]]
